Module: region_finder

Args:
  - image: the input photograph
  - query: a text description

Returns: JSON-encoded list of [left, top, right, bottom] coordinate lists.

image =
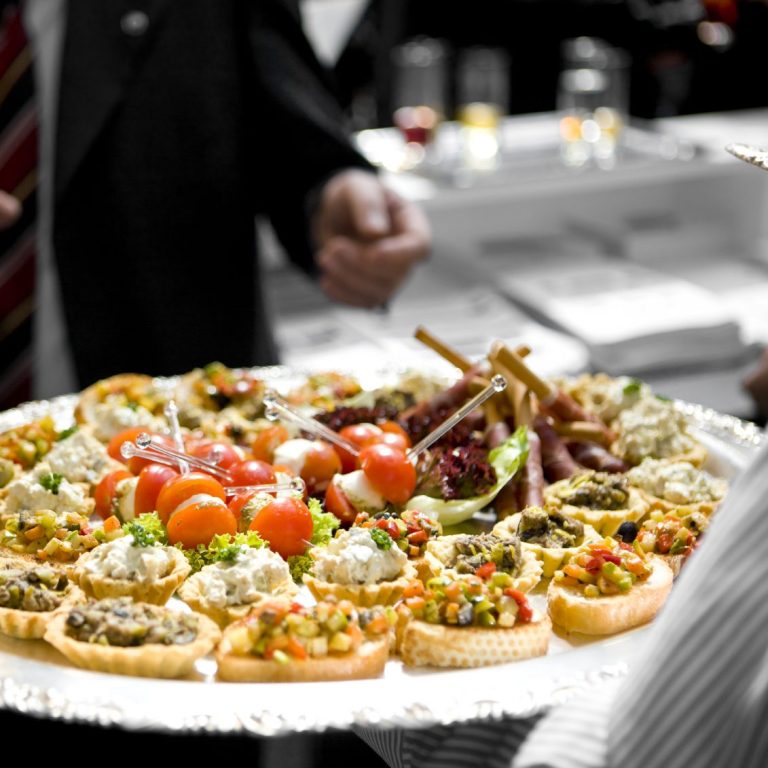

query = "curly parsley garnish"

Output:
[[56, 425, 78, 441], [179, 531, 266, 573], [370, 527, 394, 551], [39, 472, 64, 495], [123, 513, 168, 548]]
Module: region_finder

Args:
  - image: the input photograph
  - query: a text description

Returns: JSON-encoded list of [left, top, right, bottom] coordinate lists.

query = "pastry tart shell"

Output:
[[178, 577, 299, 628], [303, 562, 417, 607], [69, 546, 191, 605], [0, 585, 85, 640], [43, 608, 221, 678]]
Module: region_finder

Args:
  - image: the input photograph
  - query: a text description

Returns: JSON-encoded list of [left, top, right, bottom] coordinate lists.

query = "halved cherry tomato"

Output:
[[134, 463, 179, 518], [301, 440, 341, 496], [93, 469, 132, 520], [371, 431, 411, 452], [156, 472, 226, 524], [324, 478, 357, 525], [248, 497, 313, 559], [227, 459, 276, 488], [107, 427, 176, 474], [166, 497, 237, 549], [378, 421, 412, 449], [251, 425, 290, 463], [188, 439, 242, 470], [228, 490, 256, 522], [336, 423, 383, 473], [357, 443, 417, 505]]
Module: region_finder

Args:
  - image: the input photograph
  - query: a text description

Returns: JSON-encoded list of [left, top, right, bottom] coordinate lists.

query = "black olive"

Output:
[[616, 521, 638, 543]]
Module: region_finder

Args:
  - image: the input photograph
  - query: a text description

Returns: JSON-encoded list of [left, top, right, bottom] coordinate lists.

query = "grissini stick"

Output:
[[551, 420, 610, 446], [414, 326, 473, 372], [487, 352, 535, 428], [413, 325, 531, 371], [493, 343, 615, 442]]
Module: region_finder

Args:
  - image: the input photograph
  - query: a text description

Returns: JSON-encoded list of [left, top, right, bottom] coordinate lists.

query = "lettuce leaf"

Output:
[[287, 497, 341, 583], [307, 496, 339, 545], [179, 530, 266, 573], [404, 427, 529, 526]]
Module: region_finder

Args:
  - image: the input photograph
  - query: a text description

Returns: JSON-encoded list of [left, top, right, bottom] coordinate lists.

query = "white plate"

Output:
[[0, 371, 761, 735]]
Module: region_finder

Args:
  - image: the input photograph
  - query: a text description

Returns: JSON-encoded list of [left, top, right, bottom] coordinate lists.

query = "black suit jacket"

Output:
[[52, 0, 369, 386]]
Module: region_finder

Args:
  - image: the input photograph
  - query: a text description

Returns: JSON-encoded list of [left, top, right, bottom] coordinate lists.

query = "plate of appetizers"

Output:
[[0, 334, 761, 735]]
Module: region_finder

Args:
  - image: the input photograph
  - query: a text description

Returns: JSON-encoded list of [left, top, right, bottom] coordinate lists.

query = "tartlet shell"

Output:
[[43, 608, 221, 678], [303, 562, 417, 607], [0, 585, 85, 640], [543, 484, 650, 538], [69, 546, 191, 605], [178, 575, 298, 628], [492, 514, 603, 579]]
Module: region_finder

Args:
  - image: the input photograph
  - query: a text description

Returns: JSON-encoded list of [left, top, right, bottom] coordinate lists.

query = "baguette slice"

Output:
[[400, 615, 551, 668], [547, 555, 673, 635], [216, 638, 389, 683]]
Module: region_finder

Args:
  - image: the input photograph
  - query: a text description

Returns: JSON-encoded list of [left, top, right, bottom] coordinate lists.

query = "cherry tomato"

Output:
[[251, 425, 290, 463], [301, 440, 341, 496], [134, 463, 179, 518], [336, 423, 383, 473], [93, 469, 133, 520], [107, 427, 176, 474], [228, 490, 257, 522], [358, 443, 417, 505], [188, 439, 242, 470], [155, 472, 226, 524], [378, 421, 412, 449], [248, 497, 313, 559], [166, 497, 237, 549], [368, 431, 410, 453], [324, 477, 357, 525], [227, 459, 276, 488]]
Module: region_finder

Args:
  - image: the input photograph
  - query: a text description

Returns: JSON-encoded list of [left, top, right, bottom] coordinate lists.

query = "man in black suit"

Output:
[[0, 0, 429, 397]]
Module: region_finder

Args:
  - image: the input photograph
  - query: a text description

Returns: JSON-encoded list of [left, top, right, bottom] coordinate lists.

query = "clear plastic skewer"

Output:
[[407, 375, 507, 461], [263, 390, 361, 456], [225, 477, 306, 496], [133, 432, 231, 480], [164, 400, 189, 474]]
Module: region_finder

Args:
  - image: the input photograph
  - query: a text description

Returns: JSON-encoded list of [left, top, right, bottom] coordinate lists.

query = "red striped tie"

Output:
[[0, 2, 36, 411]]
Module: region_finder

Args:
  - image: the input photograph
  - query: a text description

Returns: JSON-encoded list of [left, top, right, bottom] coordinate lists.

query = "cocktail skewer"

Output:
[[133, 432, 231, 480], [263, 390, 361, 457], [408, 375, 507, 460], [164, 400, 189, 474], [225, 476, 306, 496]]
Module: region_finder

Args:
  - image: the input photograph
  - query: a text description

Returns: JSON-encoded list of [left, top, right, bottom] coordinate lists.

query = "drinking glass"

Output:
[[557, 37, 630, 168], [455, 46, 510, 170]]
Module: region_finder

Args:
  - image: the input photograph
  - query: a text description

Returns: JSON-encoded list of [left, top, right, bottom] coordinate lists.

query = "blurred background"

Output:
[[263, 0, 768, 430]]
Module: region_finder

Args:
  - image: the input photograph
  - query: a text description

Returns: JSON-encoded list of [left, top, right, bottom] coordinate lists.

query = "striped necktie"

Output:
[[0, 1, 36, 411]]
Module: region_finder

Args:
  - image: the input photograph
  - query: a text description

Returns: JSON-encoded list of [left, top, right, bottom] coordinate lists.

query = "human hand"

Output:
[[0, 191, 21, 229], [312, 169, 430, 307]]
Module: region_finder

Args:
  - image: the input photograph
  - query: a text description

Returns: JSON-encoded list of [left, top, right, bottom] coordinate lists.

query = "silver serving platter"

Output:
[[0, 368, 761, 735]]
